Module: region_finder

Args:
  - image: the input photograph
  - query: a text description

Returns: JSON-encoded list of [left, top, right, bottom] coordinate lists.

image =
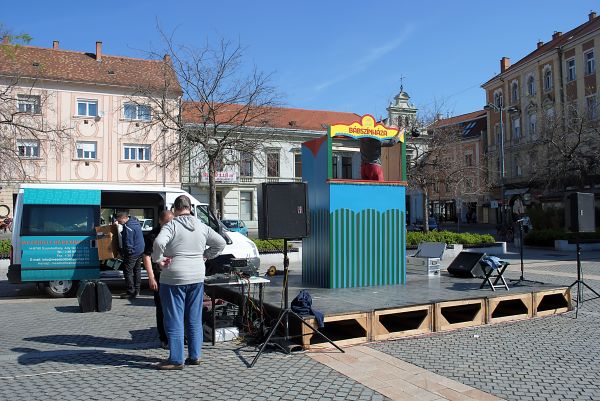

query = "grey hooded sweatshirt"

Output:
[[152, 214, 226, 286]]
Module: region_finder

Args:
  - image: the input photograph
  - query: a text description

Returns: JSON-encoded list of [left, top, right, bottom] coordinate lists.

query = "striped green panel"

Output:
[[330, 208, 405, 288]]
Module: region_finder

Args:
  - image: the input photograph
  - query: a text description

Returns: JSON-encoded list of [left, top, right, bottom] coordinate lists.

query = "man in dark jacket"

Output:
[[142, 210, 174, 348], [116, 211, 145, 299]]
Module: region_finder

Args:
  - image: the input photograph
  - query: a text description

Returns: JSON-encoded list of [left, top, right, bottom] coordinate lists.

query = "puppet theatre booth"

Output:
[[301, 115, 407, 289]]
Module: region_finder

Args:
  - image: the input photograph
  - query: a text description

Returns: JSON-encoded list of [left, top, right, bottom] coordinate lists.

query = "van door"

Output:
[[20, 188, 101, 282]]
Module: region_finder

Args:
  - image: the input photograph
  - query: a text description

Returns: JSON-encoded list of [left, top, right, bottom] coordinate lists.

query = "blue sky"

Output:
[[3, 1, 598, 118]]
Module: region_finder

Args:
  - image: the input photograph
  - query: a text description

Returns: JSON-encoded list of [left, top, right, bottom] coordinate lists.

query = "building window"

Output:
[[511, 82, 518, 103], [585, 50, 595, 76], [123, 103, 151, 121], [266, 151, 279, 177], [123, 144, 151, 161], [77, 99, 98, 117], [494, 124, 501, 145], [527, 75, 536, 96], [76, 141, 97, 159], [512, 117, 521, 140], [494, 91, 503, 108], [17, 140, 40, 158], [515, 163, 522, 177], [240, 151, 253, 177], [17, 95, 41, 114], [240, 191, 252, 221], [465, 154, 473, 167], [342, 156, 352, 179], [294, 153, 302, 178], [567, 58, 576, 82], [543, 68, 553, 91], [332, 156, 339, 179], [587, 95, 598, 120], [528, 113, 537, 138]]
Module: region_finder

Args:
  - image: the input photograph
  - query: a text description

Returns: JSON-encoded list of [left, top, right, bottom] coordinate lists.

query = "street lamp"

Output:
[[483, 102, 518, 224]]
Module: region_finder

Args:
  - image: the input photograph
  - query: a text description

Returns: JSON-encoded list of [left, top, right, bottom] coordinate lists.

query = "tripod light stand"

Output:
[[568, 238, 600, 318], [249, 239, 344, 368], [510, 219, 543, 286]]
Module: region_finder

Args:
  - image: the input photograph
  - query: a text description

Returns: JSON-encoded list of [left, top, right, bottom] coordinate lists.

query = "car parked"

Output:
[[409, 217, 439, 232], [221, 219, 249, 236]]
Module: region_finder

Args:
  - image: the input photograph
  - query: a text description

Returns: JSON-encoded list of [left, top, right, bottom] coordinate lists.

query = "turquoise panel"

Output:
[[24, 188, 101, 205], [21, 268, 99, 281], [330, 183, 405, 214]]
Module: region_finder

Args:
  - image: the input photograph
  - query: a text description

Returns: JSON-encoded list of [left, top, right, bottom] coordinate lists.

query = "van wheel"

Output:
[[43, 280, 78, 298]]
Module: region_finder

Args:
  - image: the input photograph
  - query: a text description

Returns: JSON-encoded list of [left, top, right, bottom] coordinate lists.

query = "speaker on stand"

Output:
[[250, 182, 343, 367], [566, 192, 600, 317]]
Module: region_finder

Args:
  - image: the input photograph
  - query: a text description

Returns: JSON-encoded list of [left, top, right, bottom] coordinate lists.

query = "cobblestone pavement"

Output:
[[371, 258, 600, 401], [0, 296, 390, 401]]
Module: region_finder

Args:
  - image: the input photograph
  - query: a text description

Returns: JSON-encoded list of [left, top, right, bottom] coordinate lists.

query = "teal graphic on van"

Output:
[[21, 235, 99, 281], [24, 188, 100, 205]]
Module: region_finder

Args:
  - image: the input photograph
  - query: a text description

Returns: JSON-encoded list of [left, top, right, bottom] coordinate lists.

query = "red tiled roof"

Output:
[[483, 14, 600, 86], [182, 101, 360, 131], [434, 110, 486, 128], [0, 44, 181, 94]]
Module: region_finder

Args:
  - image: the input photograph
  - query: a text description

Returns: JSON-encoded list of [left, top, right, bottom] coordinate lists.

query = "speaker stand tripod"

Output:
[[568, 238, 600, 318], [510, 219, 543, 286], [249, 239, 344, 368]]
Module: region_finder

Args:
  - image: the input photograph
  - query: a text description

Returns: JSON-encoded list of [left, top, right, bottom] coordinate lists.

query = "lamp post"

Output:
[[483, 103, 518, 224]]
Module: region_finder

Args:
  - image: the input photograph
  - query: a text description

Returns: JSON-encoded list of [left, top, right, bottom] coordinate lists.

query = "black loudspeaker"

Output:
[[566, 192, 595, 233], [77, 281, 96, 313], [258, 182, 308, 240], [447, 252, 485, 278]]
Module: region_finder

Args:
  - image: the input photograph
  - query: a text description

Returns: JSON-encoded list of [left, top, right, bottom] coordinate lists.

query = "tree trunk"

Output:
[[422, 188, 429, 233], [208, 158, 218, 219]]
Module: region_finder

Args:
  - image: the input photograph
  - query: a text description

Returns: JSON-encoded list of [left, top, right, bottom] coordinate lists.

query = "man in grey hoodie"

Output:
[[152, 195, 226, 370]]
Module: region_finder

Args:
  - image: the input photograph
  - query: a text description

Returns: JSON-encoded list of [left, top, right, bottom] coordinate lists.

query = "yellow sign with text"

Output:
[[329, 114, 404, 142]]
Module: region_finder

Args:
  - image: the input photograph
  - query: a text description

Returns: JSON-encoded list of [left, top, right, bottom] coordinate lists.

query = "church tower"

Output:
[[386, 85, 418, 129]]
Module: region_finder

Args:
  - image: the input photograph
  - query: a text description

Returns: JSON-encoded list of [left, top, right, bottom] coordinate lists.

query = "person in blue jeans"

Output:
[[152, 195, 226, 370]]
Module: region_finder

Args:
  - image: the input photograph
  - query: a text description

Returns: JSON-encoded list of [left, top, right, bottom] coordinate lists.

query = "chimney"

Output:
[[52, 40, 59, 49], [537, 40, 544, 49], [552, 31, 562, 40], [163, 54, 171, 63], [590, 11, 597, 21], [95, 41, 102, 62], [2, 36, 9, 44], [500, 57, 511, 73]]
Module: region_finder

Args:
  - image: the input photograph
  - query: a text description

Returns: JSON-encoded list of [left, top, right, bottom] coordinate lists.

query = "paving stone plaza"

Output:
[[1, 247, 599, 401]]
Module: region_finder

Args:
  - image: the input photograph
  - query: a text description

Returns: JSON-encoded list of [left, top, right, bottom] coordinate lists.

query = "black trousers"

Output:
[[153, 271, 168, 343], [123, 255, 143, 295]]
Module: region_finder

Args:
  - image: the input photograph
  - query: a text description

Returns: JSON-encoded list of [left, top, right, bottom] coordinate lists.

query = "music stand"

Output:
[[568, 238, 600, 318], [249, 239, 344, 368], [510, 219, 543, 286]]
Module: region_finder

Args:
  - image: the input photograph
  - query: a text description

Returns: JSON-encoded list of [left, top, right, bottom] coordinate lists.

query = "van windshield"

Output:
[[22, 204, 99, 236], [195, 205, 220, 232]]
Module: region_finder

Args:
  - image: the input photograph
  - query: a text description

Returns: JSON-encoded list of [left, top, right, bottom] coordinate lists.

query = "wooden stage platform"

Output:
[[213, 269, 572, 350]]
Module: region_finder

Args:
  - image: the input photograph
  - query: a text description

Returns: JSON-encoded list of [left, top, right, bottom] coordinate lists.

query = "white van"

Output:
[[7, 184, 260, 297]]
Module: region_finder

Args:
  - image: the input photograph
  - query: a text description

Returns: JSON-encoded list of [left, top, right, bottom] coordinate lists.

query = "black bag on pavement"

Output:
[[291, 290, 325, 328], [77, 281, 96, 313], [95, 281, 112, 312]]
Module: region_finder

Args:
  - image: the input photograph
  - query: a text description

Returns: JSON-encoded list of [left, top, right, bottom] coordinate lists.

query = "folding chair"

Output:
[[479, 256, 510, 291]]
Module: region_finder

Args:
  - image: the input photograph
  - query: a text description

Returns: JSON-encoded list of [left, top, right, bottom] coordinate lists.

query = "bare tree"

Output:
[[0, 27, 72, 184], [535, 102, 600, 191], [407, 119, 460, 232], [131, 30, 282, 217]]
